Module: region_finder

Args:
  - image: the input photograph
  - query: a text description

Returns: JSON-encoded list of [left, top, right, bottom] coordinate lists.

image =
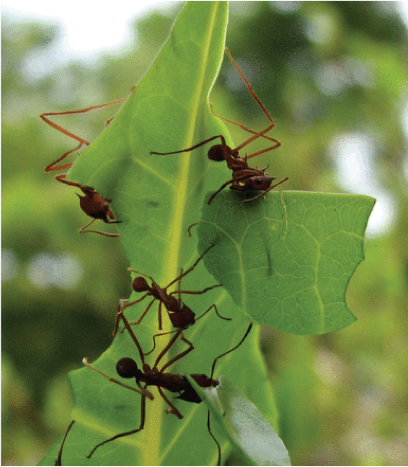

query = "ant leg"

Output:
[[103, 219, 122, 225], [153, 329, 183, 370], [41, 94, 132, 175], [127, 268, 154, 281], [126, 298, 156, 329], [40, 113, 89, 146], [157, 386, 183, 419], [242, 177, 289, 204], [157, 333, 195, 373], [55, 420, 75, 466], [40, 96, 128, 141], [195, 304, 231, 322], [112, 299, 128, 336], [54, 174, 83, 188], [233, 121, 275, 154], [210, 322, 253, 379], [125, 297, 155, 323], [87, 390, 147, 459], [82, 357, 153, 399], [46, 141, 88, 173], [144, 330, 180, 356], [158, 302, 163, 330], [208, 179, 235, 205], [151, 135, 227, 156], [169, 283, 223, 297], [225, 47, 275, 126], [166, 244, 214, 289], [207, 411, 222, 466], [116, 309, 146, 366], [245, 140, 281, 160], [79, 219, 120, 238], [209, 102, 281, 155]]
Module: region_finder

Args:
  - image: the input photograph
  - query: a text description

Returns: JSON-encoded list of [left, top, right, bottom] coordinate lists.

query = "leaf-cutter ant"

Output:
[[151, 47, 288, 204], [83, 304, 253, 463], [53, 174, 122, 238], [116, 245, 230, 336], [40, 94, 133, 237]]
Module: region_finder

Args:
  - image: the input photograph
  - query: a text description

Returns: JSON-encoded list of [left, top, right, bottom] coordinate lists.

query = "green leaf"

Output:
[[197, 190, 376, 335], [188, 376, 291, 466], [39, 2, 279, 465]]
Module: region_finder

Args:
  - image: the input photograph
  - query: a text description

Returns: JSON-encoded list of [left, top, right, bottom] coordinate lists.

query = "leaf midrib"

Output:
[[145, 4, 224, 465]]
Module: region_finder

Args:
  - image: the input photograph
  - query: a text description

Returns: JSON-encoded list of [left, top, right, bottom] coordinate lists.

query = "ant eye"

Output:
[[116, 358, 138, 378]]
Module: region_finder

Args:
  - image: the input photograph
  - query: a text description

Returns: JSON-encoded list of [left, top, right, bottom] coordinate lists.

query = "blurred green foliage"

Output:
[[2, 2, 408, 465]]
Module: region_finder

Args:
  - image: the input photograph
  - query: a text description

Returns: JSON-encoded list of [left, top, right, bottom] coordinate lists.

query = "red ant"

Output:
[[151, 47, 288, 205], [52, 175, 122, 238], [54, 420, 75, 466], [117, 245, 230, 337], [40, 93, 133, 237], [83, 304, 253, 463]]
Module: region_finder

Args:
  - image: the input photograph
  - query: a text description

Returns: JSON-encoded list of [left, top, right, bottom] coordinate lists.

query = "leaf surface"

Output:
[[197, 190, 376, 335]]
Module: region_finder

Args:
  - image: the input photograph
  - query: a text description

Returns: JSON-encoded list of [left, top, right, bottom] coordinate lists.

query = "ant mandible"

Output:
[[40, 93, 133, 237], [116, 244, 230, 338], [83, 303, 253, 464], [151, 47, 288, 204]]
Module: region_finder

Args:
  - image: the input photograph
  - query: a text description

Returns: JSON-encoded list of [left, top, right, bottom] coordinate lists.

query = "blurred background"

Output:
[[2, 1, 408, 465]]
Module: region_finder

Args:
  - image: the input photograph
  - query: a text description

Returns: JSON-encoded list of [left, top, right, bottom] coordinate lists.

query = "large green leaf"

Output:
[[197, 190, 376, 335], [39, 2, 279, 465]]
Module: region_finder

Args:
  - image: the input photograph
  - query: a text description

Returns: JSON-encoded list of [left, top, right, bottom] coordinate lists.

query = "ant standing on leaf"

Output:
[[83, 303, 253, 464], [115, 244, 231, 339], [151, 47, 288, 204], [40, 92, 133, 237]]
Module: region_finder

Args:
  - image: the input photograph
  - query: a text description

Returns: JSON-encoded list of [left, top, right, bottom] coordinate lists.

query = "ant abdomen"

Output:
[[116, 358, 138, 378]]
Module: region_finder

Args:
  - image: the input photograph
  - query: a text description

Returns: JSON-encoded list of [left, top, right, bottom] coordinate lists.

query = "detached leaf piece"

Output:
[[189, 376, 291, 466], [197, 190, 376, 335]]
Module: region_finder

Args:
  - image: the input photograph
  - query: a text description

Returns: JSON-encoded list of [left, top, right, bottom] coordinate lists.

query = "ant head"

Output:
[[208, 144, 231, 162], [133, 277, 150, 292], [116, 357, 138, 378], [245, 175, 276, 191]]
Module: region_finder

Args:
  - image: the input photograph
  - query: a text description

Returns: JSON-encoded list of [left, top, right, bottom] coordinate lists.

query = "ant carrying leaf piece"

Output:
[[151, 47, 288, 204], [40, 95, 132, 237], [84, 303, 252, 464], [117, 244, 230, 337]]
